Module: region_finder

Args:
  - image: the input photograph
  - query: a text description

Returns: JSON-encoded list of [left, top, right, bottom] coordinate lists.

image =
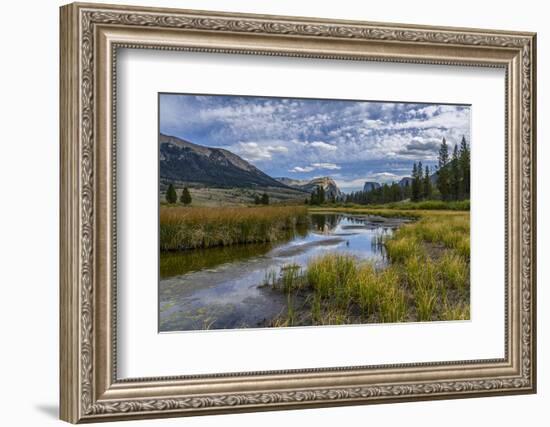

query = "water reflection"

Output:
[[310, 213, 339, 232], [159, 213, 408, 331]]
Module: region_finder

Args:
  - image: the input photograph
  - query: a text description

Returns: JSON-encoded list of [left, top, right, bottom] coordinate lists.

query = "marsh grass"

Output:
[[266, 209, 470, 326], [385, 236, 424, 263], [160, 206, 308, 251], [307, 254, 357, 309], [438, 253, 469, 293], [267, 254, 408, 326], [280, 264, 304, 293], [441, 299, 470, 321], [378, 271, 407, 323]]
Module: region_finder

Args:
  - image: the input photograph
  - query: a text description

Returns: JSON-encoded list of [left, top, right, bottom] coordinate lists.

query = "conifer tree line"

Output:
[[345, 136, 470, 205], [435, 135, 470, 201], [309, 185, 326, 205], [306, 185, 339, 205]]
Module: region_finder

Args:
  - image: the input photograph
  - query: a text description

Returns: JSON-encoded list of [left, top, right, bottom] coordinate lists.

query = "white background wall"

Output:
[[0, 0, 546, 426]]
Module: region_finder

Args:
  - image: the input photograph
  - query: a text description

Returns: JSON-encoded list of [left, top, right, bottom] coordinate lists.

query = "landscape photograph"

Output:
[[158, 93, 471, 332]]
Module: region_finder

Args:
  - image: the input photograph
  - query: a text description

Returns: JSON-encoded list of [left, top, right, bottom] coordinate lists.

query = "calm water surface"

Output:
[[159, 213, 408, 332]]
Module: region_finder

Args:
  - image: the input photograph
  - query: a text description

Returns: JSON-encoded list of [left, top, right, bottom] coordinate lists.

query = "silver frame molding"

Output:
[[60, 2, 537, 423]]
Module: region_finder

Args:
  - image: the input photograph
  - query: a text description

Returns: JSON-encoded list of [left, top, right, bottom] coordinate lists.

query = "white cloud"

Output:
[[311, 162, 341, 170], [335, 177, 371, 190], [236, 142, 288, 161], [309, 141, 338, 151], [370, 172, 404, 180], [161, 94, 470, 184], [290, 162, 341, 173], [291, 166, 315, 173], [389, 107, 470, 131]]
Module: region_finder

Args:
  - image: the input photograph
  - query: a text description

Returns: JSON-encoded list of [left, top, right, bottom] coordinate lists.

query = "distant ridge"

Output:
[[363, 181, 381, 192], [361, 173, 438, 193], [276, 176, 342, 200]]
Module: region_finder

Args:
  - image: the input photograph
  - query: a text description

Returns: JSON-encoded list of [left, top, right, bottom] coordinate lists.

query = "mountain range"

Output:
[[160, 134, 341, 198], [160, 133, 289, 189], [160, 133, 432, 199]]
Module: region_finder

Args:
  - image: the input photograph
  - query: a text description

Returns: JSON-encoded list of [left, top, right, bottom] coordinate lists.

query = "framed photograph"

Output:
[[60, 2, 537, 423]]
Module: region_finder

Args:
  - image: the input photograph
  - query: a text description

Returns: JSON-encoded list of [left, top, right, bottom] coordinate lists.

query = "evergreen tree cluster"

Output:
[[411, 162, 433, 202], [165, 183, 192, 205], [309, 185, 326, 205], [345, 182, 410, 205], [344, 135, 470, 205], [436, 136, 470, 201]]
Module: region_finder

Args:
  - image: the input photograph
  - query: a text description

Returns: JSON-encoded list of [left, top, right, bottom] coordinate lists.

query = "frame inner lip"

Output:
[[109, 42, 511, 383]]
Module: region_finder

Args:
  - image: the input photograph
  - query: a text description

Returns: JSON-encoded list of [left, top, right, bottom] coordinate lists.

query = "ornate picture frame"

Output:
[[60, 2, 536, 423]]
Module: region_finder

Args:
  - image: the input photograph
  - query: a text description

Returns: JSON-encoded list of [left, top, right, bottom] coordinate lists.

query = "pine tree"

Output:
[[437, 138, 450, 201], [417, 161, 423, 199], [423, 165, 432, 200], [254, 194, 261, 205], [310, 191, 317, 205], [411, 162, 421, 202], [402, 180, 411, 200], [180, 187, 192, 205], [317, 185, 325, 204], [459, 135, 470, 199], [165, 183, 177, 204], [382, 184, 391, 203], [450, 144, 460, 200], [390, 182, 402, 202], [261, 193, 269, 205]]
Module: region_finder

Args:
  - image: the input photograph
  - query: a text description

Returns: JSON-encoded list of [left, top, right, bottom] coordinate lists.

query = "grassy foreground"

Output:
[[160, 206, 308, 251], [264, 209, 470, 326]]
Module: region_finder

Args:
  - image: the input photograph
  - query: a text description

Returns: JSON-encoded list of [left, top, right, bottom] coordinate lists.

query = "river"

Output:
[[159, 213, 409, 332]]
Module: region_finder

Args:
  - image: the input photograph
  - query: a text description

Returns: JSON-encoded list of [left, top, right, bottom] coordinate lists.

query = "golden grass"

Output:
[[160, 205, 308, 251], [267, 208, 470, 325]]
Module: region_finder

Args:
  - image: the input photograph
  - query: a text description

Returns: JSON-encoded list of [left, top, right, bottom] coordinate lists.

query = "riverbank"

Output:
[[160, 205, 308, 251], [159, 212, 402, 331], [262, 209, 470, 326]]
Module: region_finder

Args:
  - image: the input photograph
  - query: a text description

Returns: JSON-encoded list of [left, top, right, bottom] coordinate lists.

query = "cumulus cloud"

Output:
[[236, 142, 288, 161], [290, 162, 341, 173], [160, 93, 470, 192], [396, 140, 440, 157], [308, 141, 338, 151], [290, 166, 315, 173], [311, 162, 341, 170]]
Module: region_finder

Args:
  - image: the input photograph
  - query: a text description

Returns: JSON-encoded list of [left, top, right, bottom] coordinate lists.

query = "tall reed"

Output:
[[160, 206, 308, 251]]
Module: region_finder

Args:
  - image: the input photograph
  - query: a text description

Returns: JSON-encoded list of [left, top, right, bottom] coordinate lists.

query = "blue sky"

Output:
[[160, 93, 471, 192]]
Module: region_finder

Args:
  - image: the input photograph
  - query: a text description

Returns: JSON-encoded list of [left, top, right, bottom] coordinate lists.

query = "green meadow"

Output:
[[262, 207, 470, 326]]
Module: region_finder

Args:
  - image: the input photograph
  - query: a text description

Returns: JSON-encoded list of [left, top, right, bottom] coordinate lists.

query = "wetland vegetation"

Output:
[[160, 206, 308, 251], [157, 93, 471, 331], [262, 208, 469, 327], [159, 205, 470, 331]]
